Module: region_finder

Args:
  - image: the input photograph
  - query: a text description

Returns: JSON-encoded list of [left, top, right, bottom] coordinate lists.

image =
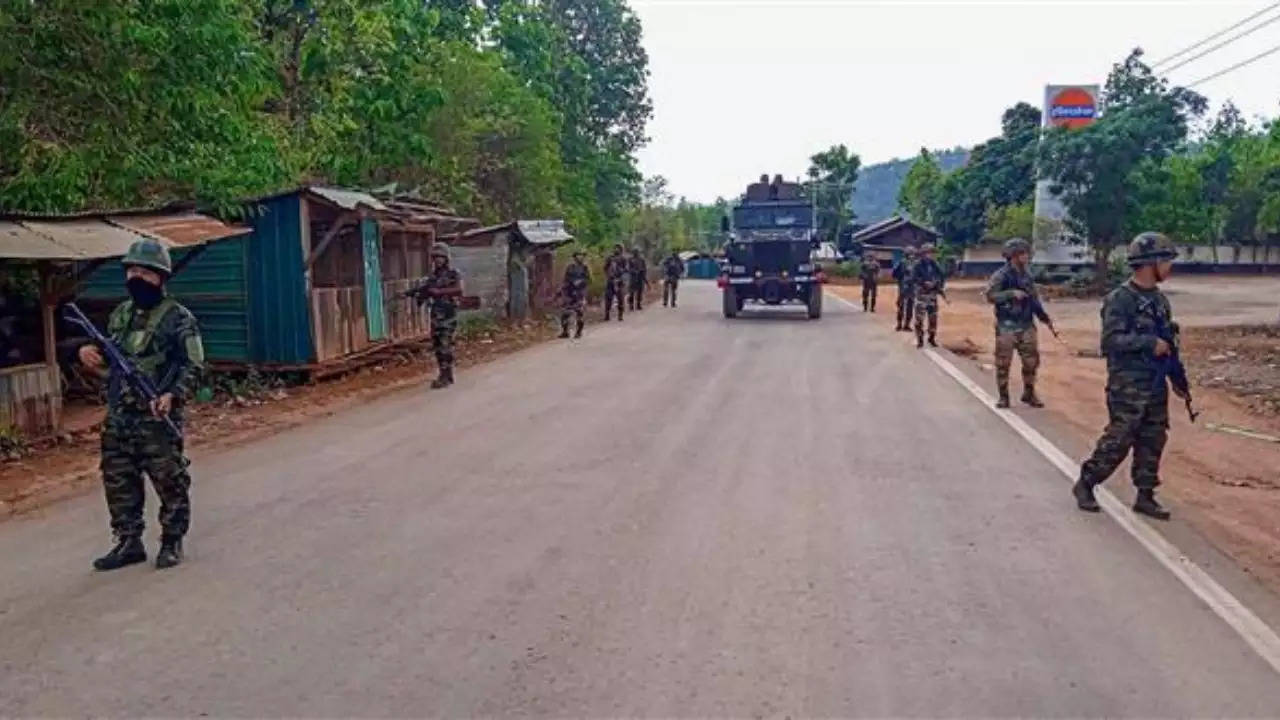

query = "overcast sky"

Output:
[[631, 0, 1280, 202]]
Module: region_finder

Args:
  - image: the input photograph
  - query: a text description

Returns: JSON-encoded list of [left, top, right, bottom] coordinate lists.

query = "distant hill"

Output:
[[851, 148, 970, 225]]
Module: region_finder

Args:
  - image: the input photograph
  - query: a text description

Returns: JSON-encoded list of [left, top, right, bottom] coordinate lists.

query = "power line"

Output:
[[1150, 1, 1280, 69], [1185, 41, 1280, 87], [1159, 11, 1280, 76]]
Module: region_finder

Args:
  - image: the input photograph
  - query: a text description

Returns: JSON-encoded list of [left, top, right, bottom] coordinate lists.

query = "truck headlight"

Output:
[[731, 265, 746, 274], [798, 263, 814, 273]]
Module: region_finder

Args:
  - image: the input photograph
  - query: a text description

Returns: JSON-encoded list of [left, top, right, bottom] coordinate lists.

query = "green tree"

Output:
[[0, 0, 296, 212], [984, 202, 1033, 242], [1038, 48, 1207, 281], [898, 148, 943, 223], [806, 144, 861, 244]]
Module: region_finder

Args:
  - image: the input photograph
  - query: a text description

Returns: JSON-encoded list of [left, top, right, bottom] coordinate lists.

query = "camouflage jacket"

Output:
[[628, 256, 648, 285], [859, 259, 881, 283], [604, 254, 628, 282], [985, 263, 1050, 332], [561, 261, 590, 300], [413, 266, 463, 321], [662, 256, 684, 280], [892, 259, 917, 292], [1100, 281, 1176, 384], [910, 258, 946, 301], [105, 297, 204, 417]]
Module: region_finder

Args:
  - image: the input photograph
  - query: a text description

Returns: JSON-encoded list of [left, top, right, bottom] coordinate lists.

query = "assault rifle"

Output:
[[1153, 315, 1199, 423], [63, 303, 181, 436]]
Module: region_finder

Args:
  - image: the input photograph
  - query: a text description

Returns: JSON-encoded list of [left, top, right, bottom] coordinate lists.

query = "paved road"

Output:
[[2, 281, 1278, 717]]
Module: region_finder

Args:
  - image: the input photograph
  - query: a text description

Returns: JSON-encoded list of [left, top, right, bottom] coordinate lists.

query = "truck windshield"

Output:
[[733, 206, 812, 229]]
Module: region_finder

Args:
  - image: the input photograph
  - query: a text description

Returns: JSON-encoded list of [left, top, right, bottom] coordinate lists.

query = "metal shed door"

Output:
[[361, 219, 387, 341]]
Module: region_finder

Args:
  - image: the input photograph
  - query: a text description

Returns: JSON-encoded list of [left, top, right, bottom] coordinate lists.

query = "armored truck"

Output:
[[718, 174, 825, 319]]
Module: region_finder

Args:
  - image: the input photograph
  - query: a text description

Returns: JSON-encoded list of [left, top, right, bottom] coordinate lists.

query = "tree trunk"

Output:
[[1093, 241, 1112, 291]]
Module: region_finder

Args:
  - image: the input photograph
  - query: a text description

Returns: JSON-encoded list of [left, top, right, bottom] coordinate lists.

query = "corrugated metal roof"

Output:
[[0, 221, 83, 259], [852, 214, 938, 242], [109, 212, 250, 247], [307, 187, 388, 212], [0, 213, 249, 261], [515, 219, 573, 246], [16, 219, 145, 260]]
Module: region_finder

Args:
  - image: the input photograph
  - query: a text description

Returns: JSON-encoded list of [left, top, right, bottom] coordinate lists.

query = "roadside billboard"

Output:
[[1033, 84, 1101, 265]]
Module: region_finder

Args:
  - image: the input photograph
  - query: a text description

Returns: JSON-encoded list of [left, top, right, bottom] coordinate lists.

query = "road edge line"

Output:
[[827, 288, 1280, 676]]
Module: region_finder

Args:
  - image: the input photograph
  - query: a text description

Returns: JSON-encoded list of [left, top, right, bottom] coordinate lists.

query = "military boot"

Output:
[[1133, 489, 1171, 520], [574, 321, 584, 339], [927, 334, 938, 347], [996, 386, 1011, 409], [916, 334, 924, 349], [93, 536, 146, 571], [431, 367, 453, 389], [155, 536, 183, 569], [1021, 386, 1045, 408], [559, 320, 570, 339], [1072, 479, 1101, 513]]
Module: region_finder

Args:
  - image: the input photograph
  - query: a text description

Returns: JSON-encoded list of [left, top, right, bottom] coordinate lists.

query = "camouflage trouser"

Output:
[[994, 326, 1040, 390], [915, 296, 938, 339], [663, 278, 679, 306], [627, 275, 645, 310], [101, 414, 191, 539], [604, 279, 625, 319], [560, 296, 585, 331], [432, 310, 457, 371], [861, 280, 877, 311], [896, 291, 915, 327], [1080, 383, 1169, 489]]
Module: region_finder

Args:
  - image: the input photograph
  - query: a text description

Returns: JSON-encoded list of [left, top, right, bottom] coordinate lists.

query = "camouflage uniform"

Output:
[[627, 252, 649, 311], [892, 250, 917, 331], [1074, 232, 1183, 520], [559, 258, 590, 337], [859, 256, 881, 312], [661, 254, 684, 307], [410, 245, 462, 388], [100, 297, 203, 544], [1079, 282, 1175, 491], [985, 240, 1051, 407], [911, 251, 945, 346], [603, 248, 627, 321]]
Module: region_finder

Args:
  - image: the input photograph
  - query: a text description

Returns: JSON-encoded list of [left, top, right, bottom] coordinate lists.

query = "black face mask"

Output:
[[126, 277, 164, 309]]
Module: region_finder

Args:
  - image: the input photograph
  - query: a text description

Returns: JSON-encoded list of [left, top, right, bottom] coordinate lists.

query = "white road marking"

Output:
[[827, 289, 1280, 676]]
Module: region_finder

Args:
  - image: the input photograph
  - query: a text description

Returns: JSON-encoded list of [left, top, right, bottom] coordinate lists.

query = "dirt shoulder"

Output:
[[832, 278, 1280, 598]]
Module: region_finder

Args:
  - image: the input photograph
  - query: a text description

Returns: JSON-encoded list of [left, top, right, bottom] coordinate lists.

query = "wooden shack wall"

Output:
[[0, 364, 59, 438]]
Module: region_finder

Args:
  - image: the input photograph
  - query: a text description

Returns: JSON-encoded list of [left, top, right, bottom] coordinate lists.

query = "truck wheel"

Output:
[[807, 285, 823, 319], [723, 287, 739, 318]]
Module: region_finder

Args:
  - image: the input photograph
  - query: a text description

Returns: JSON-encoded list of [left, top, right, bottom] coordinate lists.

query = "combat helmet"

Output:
[[1002, 237, 1032, 259], [905, 245, 918, 256], [431, 243, 452, 262], [920, 242, 936, 255], [121, 238, 173, 276], [1126, 232, 1176, 267]]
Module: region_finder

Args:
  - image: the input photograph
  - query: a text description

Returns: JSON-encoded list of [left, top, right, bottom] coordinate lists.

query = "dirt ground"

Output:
[[0, 314, 578, 517], [834, 275, 1280, 597]]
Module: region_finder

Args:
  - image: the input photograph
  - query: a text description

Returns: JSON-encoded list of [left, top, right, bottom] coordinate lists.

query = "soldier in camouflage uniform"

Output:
[[910, 243, 946, 348], [859, 253, 881, 312], [892, 246, 918, 331], [559, 249, 591, 338], [1072, 232, 1183, 521], [408, 243, 464, 389], [603, 244, 627, 321], [985, 238, 1056, 409], [661, 251, 684, 308], [77, 239, 204, 571], [626, 248, 649, 311]]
